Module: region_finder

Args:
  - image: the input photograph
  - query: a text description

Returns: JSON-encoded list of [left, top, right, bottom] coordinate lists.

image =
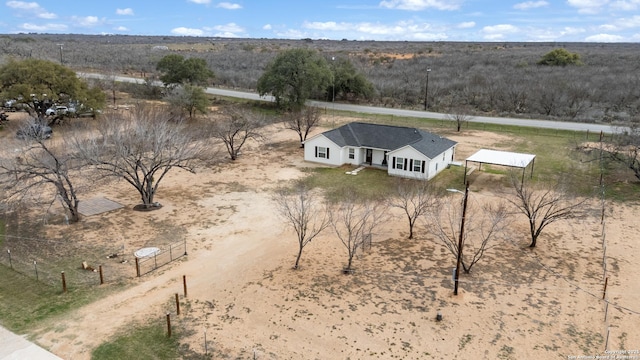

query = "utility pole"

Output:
[[57, 44, 64, 65], [423, 68, 431, 110], [453, 183, 469, 296]]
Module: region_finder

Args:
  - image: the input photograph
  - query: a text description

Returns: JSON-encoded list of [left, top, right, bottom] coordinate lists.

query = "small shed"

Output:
[[464, 149, 536, 185]]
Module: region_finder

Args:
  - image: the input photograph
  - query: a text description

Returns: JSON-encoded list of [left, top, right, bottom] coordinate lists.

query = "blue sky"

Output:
[[2, 0, 640, 42]]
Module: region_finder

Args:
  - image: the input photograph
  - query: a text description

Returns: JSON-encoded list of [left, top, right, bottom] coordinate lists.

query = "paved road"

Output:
[[0, 325, 63, 360], [81, 72, 621, 134]]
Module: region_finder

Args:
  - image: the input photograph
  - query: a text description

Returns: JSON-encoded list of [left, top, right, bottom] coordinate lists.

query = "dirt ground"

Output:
[[3, 112, 639, 359]]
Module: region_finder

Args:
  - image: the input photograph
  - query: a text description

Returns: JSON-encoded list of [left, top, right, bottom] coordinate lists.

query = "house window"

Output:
[[413, 160, 422, 172], [315, 146, 329, 159], [395, 157, 405, 170], [348, 148, 355, 159]]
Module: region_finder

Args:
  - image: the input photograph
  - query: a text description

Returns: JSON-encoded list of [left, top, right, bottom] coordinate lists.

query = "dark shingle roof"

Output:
[[322, 122, 456, 158]]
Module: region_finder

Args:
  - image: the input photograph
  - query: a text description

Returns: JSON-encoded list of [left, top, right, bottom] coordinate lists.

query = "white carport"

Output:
[[464, 149, 536, 185]]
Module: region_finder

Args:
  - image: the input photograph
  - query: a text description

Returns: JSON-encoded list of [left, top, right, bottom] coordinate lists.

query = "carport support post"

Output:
[[463, 160, 468, 184]]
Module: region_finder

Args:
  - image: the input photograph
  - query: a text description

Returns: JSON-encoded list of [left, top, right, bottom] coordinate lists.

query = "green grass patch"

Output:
[[301, 165, 396, 201], [0, 264, 112, 333], [92, 322, 182, 360]]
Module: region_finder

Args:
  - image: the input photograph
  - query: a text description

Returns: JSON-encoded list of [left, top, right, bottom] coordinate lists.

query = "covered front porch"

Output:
[[358, 147, 388, 168]]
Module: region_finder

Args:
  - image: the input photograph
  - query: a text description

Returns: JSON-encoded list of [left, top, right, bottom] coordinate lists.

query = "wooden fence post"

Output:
[[135, 257, 140, 277], [61, 271, 67, 293], [183, 275, 188, 298], [166, 313, 172, 338], [99, 265, 104, 285], [175, 293, 180, 315]]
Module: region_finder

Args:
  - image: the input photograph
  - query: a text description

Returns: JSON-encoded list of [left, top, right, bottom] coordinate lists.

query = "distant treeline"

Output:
[[1, 34, 639, 124]]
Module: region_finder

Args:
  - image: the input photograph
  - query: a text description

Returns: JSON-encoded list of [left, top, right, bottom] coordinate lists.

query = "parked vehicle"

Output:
[[45, 105, 69, 116], [16, 123, 53, 140]]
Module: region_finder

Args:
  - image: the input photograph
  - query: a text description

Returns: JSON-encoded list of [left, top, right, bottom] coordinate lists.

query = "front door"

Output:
[[365, 149, 373, 164]]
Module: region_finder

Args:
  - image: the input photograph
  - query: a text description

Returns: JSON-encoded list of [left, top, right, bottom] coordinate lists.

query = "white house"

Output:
[[304, 122, 457, 180]]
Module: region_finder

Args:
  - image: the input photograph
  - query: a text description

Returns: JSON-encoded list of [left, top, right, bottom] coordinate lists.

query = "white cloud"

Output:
[[20, 22, 68, 32], [116, 8, 134, 16], [585, 33, 625, 41], [379, 0, 461, 11], [457, 21, 475, 29], [518, 26, 586, 41], [611, 0, 640, 10], [7, 1, 57, 19], [263, 24, 272, 30], [482, 24, 519, 33], [615, 15, 640, 28], [597, 16, 640, 32], [513, 1, 549, 10], [599, 24, 618, 31], [72, 16, 102, 27], [483, 33, 506, 40], [171, 27, 205, 36], [38, 12, 56, 19], [302, 19, 448, 39], [303, 21, 352, 31], [274, 29, 307, 39], [6, 1, 40, 10], [188, 0, 211, 4], [216, 2, 242, 9], [567, 0, 610, 14], [413, 32, 448, 40], [209, 22, 244, 33], [561, 27, 586, 35], [114, 26, 129, 31], [481, 24, 519, 40]]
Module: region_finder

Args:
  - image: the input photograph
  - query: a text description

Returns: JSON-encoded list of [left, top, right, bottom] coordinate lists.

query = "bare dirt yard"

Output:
[[4, 113, 638, 359]]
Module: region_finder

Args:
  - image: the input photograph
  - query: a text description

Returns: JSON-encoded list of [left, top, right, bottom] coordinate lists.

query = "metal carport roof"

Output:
[[464, 149, 536, 184]]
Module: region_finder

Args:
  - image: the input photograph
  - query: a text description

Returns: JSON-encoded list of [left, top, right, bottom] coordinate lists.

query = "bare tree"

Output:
[[428, 192, 510, 273], [330, 193, 387, 273], [0, 120, 85, 222], [210, 107, 266, 160], [282, 107, 322, 148], [507, 176, 586, 248], [446, 109, 473, 132], [388, 179, 437, 239], [74, 105, 206, 209], [272, 183, 330, 269], [606, 122, 640, 181]]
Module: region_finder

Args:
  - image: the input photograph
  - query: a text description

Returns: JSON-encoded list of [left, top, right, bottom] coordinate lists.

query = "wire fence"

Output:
[[136, 239, 187, 277], [0, 234, 188, 290], [0, 235, 130, 288], [599, 133, 611, 352]]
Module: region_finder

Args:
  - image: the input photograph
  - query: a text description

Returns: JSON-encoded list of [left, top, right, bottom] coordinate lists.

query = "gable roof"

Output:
[[321, 122, 456, 158]]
